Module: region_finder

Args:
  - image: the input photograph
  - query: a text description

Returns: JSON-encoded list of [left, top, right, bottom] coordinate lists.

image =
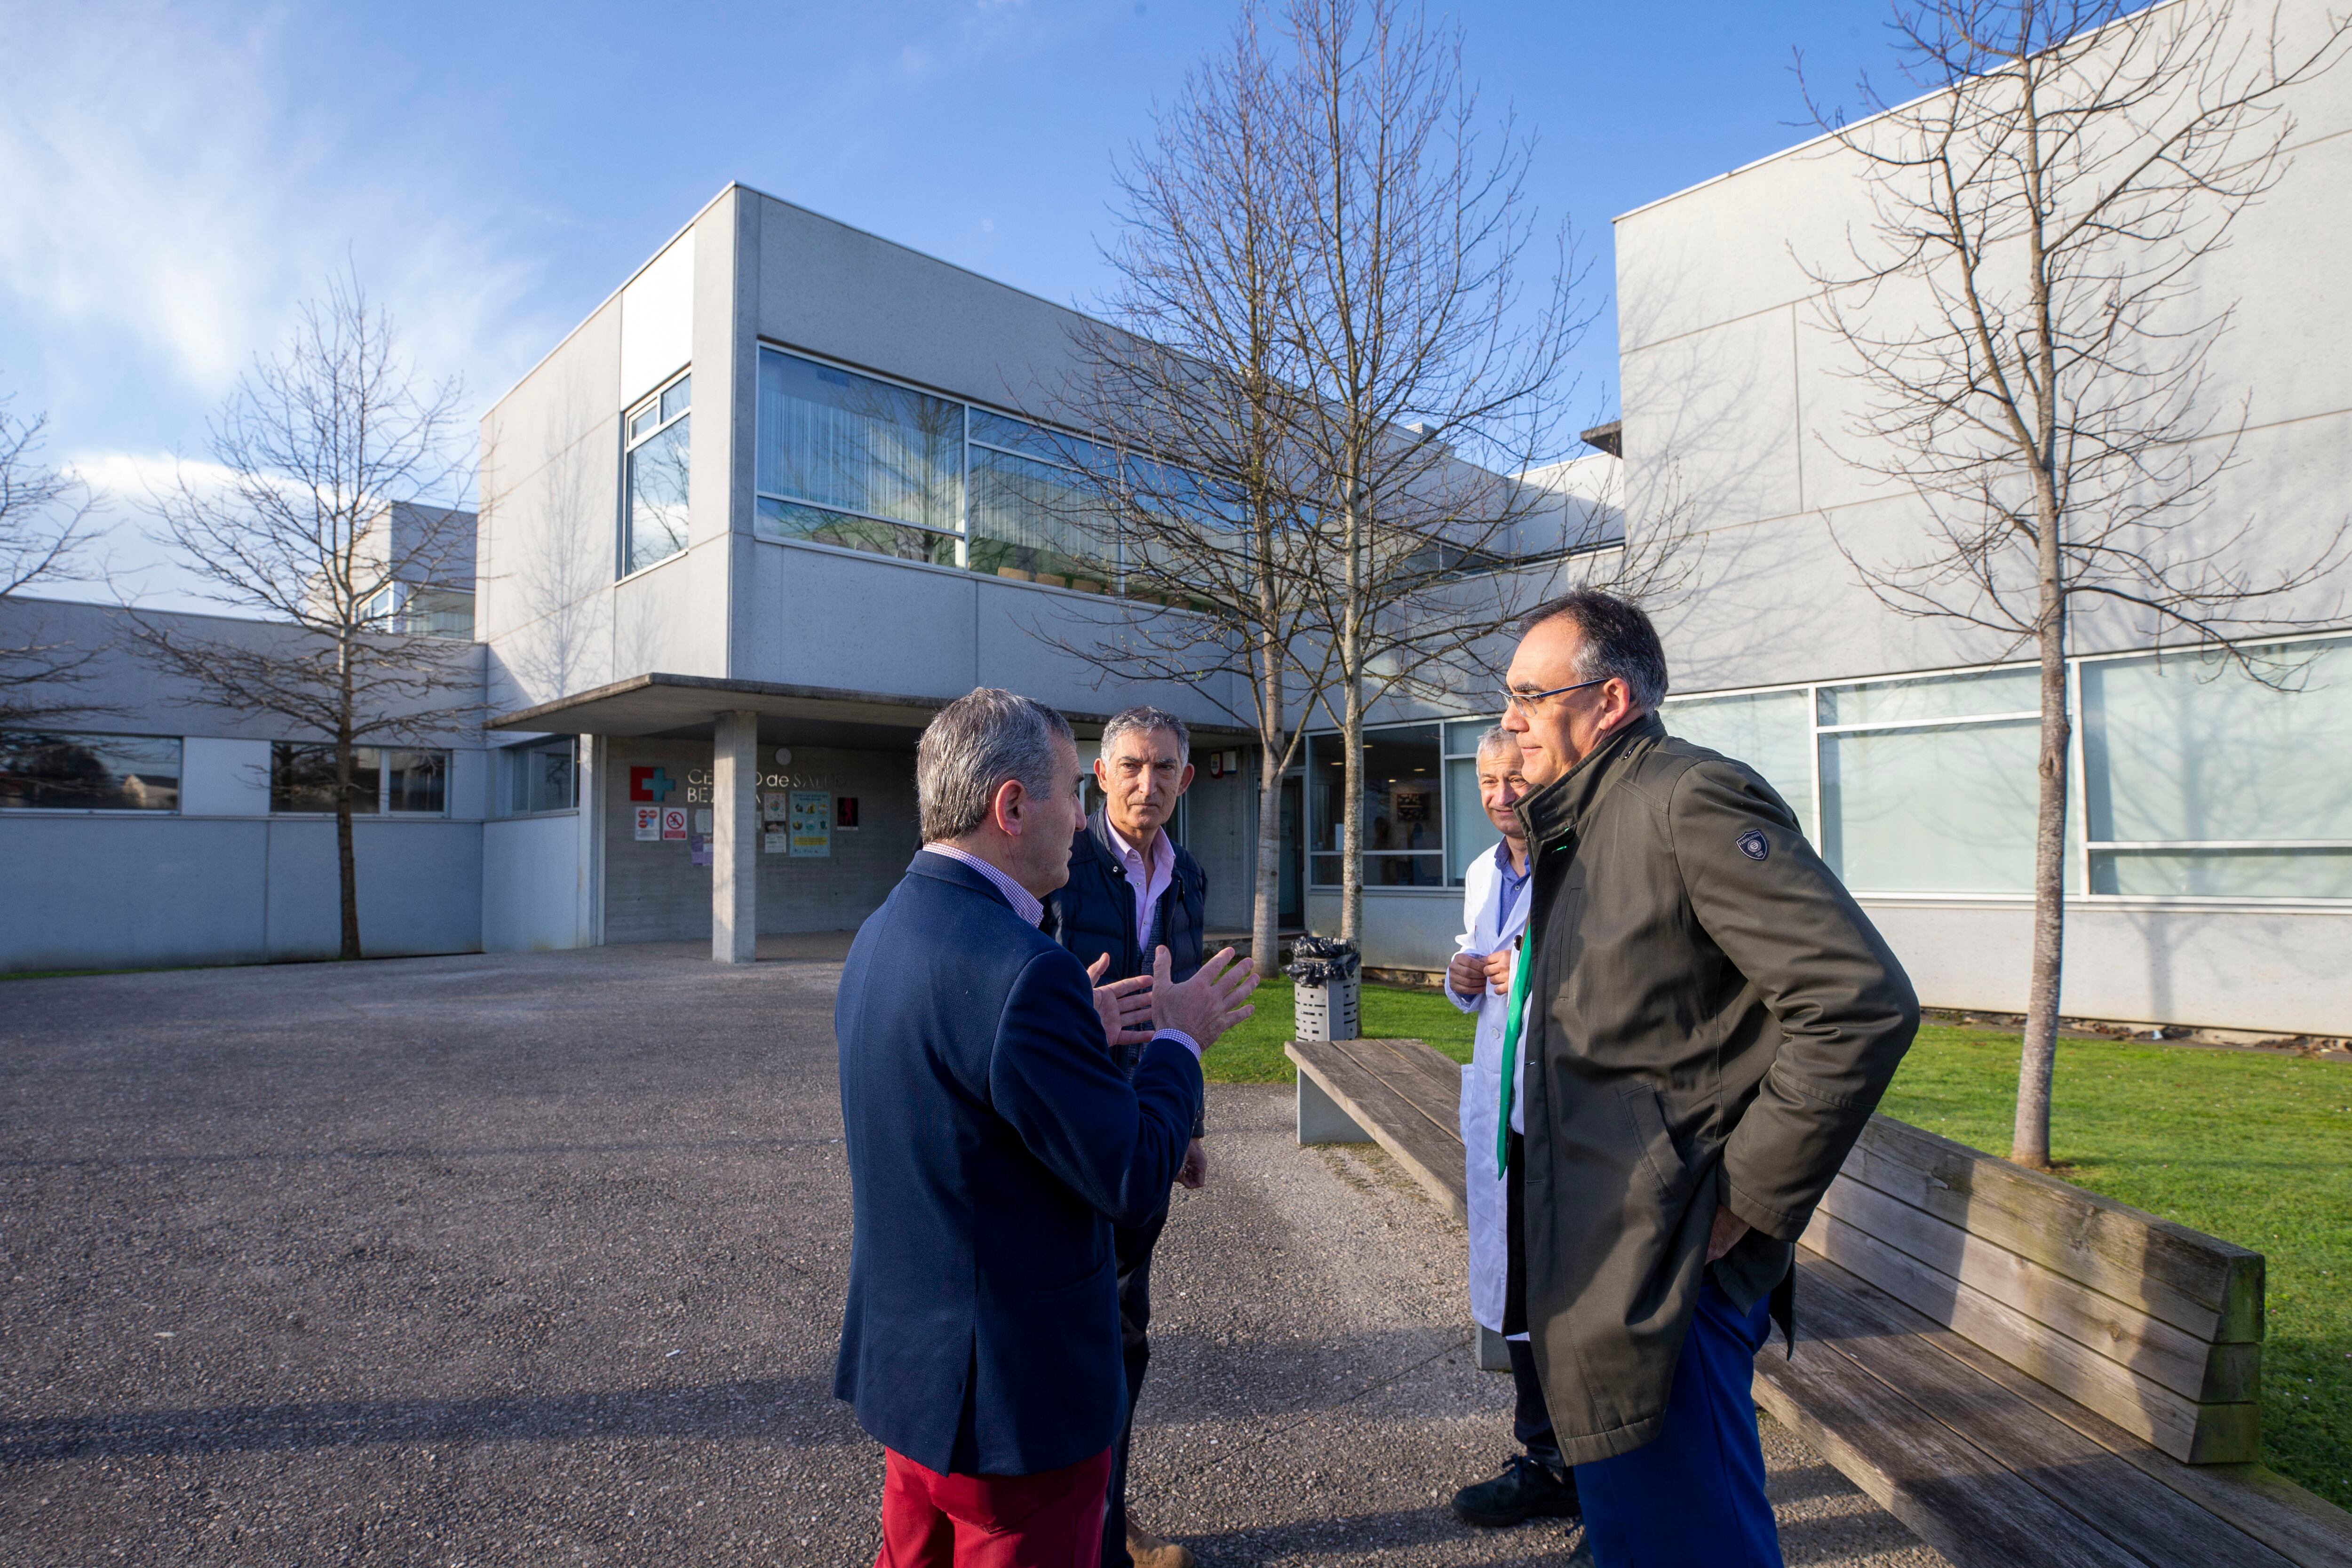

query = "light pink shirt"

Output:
[[923, 842, 1200, 1060], [924, 843, 1046, 927], [1105, 820, 1177, 953]]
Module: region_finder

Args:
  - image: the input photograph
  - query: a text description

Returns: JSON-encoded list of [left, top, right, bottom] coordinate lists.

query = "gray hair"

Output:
[[1521, 588, 1669, 710], [1098, 704, 1190, 765], [1473, 725, 1519, 760], [917, 688, 1074, 842]]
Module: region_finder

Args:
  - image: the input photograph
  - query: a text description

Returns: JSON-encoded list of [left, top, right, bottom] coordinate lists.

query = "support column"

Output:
[[712, 710, 759, 963]]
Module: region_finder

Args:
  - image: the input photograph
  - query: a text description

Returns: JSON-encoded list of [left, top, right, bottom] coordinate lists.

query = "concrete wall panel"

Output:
[[483, 812, 588, 951], [620, 232, 696, 414], [0, 816, 270, 971]]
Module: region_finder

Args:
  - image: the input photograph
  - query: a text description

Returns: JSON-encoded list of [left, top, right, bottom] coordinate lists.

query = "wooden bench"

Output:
[[1287, 1036, 2352, 1568]]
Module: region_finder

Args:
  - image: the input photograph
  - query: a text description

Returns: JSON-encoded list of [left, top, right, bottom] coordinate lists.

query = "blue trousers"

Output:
[[1572, 1279, 1784, 1568]]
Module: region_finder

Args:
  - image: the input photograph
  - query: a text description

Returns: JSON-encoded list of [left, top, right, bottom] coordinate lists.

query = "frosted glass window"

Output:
[[1446, 755, 1503, 883], [1662, 689, 1814, 829], [755, 349, 961, 547], [1821, 720, 2040, 891], [1818, 667, 2038, 726], [1445, 718, 1502, 755], [2092, 848, 2352, 898], [2082, 641, 2352, 844]]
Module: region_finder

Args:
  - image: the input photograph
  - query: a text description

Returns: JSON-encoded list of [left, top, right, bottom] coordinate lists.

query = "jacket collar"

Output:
[[1515, 711, 1666, 850]]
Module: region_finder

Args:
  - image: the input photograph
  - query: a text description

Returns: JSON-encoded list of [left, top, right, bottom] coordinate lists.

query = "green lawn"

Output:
[[1208, 986, 2351, 1509]]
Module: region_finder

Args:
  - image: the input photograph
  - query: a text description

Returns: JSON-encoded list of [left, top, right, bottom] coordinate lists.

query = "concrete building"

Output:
[[1306, 0, 2352, 1035], [9, 12, 2348, 1038]]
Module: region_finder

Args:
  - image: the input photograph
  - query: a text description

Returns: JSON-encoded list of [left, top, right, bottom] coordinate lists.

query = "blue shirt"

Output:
[[1494, 839, 1531, 932]]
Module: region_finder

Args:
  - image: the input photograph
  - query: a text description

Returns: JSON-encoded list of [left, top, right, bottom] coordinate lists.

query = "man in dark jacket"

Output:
[[834, 688, 1258, 1568], [1498, 592, 1918, 1568], [1044, 705, 1209, 1568]]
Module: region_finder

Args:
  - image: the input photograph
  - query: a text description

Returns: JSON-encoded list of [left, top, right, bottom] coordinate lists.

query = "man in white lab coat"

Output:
[[1444, 727, 1581, 1529]]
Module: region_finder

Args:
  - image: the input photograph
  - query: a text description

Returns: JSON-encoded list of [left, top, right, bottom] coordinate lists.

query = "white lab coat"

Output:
[[1450, 842, 1533, 1335]]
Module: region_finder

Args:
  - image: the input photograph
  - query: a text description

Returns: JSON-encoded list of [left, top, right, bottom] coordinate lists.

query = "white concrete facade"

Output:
[[1311, 0, 2352, 1035]]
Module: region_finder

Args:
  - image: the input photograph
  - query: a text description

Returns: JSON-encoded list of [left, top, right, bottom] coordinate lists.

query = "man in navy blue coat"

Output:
[[835, 688, 1258, 1568]]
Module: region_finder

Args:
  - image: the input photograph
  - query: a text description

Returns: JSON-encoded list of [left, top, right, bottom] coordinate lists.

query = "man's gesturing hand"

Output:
[[1149, 945, 1258, 1051], [1086, 952, 1156, 1049]]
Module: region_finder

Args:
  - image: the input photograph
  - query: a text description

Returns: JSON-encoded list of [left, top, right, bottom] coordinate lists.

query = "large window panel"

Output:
[[384, 749, 448, 814], [0, 732, 180, 811], [1820, 720, 2041, 892], [755, 350, 961, 557], [502, 738, 577, 815], [1663, 689, 1814, 829], [2082, 641, 2352, 844], [967, 446, 1115, 591], [272, 743, 380, 815]]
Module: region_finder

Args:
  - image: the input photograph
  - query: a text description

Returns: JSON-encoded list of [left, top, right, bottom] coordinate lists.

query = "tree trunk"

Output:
[[1254, 740, 1284, 980], [1338, 486, 1365, 945], [334, 729, 362, 961], [2012, 530, 2070, 1168]]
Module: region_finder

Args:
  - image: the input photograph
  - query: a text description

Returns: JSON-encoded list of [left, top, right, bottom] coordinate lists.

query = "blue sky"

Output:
[[0, 0, 1900, 605]]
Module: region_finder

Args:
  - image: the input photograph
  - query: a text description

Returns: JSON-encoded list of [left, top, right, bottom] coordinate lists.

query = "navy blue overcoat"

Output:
[[832, 850, 1203, 1476]]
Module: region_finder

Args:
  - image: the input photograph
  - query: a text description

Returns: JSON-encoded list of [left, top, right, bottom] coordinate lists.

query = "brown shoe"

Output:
[[1125, 1523, 1197, 1568]]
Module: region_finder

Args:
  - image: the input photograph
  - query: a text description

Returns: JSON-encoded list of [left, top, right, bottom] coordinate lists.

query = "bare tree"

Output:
[[1278, 0, 1592, 942], [1801, 0, 2351, 1167], [0, 397, 106, 724], [1024, 5, 1338, 978], [135, 272, 477, 961]]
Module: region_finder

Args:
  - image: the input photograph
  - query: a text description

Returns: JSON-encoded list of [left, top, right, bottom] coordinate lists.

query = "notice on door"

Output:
[[634, 806, 661, 842], [661, 806, 688, 841], [789, 790, 832, 858]]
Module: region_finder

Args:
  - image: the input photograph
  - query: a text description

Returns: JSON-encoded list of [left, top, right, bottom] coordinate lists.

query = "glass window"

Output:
[[502, 737, 577, 815], [1444, 718, 1502, 756], [1820, 721, 2041, 892], [384, 749, 448, 814], [968, 446, 1115, 592], [1663, 689, 1815, 831], [1307, 725, 1444, 888], [969, 408, 1078, 464], [272, 743, 380, 815], [2082, 641, 2352, 844], [755, 349, 962, 560], [624, 373, 691, 575], [1446, 755, 1501, 883], [1818, 666, 2038, 726], [0, 732, 180, 811], [2092, 847, 2352, 899]]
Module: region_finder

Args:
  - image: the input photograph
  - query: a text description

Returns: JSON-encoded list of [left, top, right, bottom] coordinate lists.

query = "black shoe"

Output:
[[1449, 1453, 1581, 1527]]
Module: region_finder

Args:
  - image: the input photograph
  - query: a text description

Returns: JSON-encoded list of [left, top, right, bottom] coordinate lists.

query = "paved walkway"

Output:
[[0, 946, 1940, 1565]]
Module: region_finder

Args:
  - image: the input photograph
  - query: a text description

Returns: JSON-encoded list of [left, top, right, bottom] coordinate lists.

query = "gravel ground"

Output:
[[0, 944, 1944, 1566]]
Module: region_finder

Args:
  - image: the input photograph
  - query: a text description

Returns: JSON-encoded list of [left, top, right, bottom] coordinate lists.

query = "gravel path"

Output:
[[0, 944, 1943, 1566]]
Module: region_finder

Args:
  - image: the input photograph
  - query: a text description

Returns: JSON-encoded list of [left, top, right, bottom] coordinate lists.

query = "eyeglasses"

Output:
[[1501, 676, 1608, 715]]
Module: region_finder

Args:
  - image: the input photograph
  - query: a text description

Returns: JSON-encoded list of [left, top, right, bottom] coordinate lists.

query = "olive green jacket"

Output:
[[1513, 713, 1917, 1465]]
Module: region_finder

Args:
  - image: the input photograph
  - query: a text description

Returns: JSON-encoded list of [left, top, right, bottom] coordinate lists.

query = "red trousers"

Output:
[[874, 1445, 1113, 1568]]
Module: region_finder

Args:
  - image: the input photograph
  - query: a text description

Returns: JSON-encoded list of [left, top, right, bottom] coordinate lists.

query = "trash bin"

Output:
[[1286, 936, 1361, 1042]]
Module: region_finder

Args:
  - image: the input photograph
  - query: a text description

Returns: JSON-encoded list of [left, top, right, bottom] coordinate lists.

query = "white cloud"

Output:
[[0, 3, 555, 414]]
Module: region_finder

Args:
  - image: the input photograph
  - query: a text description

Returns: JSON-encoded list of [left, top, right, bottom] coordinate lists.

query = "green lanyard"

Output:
[[1496, 936, 1532, 1179]]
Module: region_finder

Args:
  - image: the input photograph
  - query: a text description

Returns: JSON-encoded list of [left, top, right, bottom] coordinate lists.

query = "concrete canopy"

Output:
[[486, 671, 1257, 748]]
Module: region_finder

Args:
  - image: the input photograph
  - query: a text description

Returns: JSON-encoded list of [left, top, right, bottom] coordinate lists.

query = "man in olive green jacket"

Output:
[[1496, 589, 1917, 1568]]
